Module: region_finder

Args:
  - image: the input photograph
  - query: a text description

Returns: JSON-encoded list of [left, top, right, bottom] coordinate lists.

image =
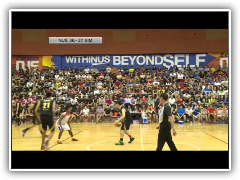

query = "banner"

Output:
[[12, 53, 228, 71]]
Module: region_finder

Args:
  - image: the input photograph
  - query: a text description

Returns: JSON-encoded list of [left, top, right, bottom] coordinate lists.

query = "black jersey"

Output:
[[120, 106, 132, 123], [40, 99, 54, 116], [159, 103, 172, 131]]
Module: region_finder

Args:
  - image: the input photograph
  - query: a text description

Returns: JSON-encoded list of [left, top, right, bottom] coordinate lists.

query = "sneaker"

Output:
[[72, 138, 78, 141], [57, 140, 62, 144], [128, 137, 135, 143], [41, 143, 46, 150], [22, 129, 27, 137], [115, 141, 124, 145]]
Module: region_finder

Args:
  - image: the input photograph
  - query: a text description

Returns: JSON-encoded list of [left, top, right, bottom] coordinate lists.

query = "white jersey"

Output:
[[59, 112, 72, 124], [56, 112, 72, 131]]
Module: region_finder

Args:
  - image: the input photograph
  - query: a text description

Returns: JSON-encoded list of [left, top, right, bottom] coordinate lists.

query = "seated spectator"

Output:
[[106, 65, 111, 73], [216, 105, 227, 122], [147, 95, 154, 107], [98, 96, 105, 105], [169, 95, 176, 106], [203, 85, 213, 95], [185, 105, 193, 122], [210, 65, 216, 74], [207, 104, 217, 123], [217, 87, 225, 97], [111, 66, 118, 74], [105, 96, 112, 105], [177, 105, 186, 121], [176, 95, 183, 105], [81, 105, 90, 122], [96, 105, 104, 123], [91, 66, 99, 74], [129, 66, 134, 73], [104, 104, 112, 122], [89, 106, 96, 123]]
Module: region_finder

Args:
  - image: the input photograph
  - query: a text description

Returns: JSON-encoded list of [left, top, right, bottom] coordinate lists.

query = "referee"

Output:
[[156, 93, 177, 151]]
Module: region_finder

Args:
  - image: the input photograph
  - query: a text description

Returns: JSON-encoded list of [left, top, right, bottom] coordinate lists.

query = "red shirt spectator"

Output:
[[105, 98, 112, 105], [31, 95, 36, 101], [141, 96, 148, 103], [26, 97, 33, 105], [115, 80, 121, 87], [176, 96, 183, 105], [180, 81, 184, 89], [78, 81, 84, 87], [208, 106, 216, 114]]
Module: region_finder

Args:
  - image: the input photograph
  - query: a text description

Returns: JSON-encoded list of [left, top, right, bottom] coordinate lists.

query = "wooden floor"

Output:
[[12, 122, 228, 151]]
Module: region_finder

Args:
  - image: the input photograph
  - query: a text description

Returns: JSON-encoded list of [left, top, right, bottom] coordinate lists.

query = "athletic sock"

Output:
[[71, 137, 74, 139], [120, 138, 123, 141]]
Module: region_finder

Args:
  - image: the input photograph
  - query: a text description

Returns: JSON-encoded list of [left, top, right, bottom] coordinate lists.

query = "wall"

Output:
[[12, 29, 228, 55]]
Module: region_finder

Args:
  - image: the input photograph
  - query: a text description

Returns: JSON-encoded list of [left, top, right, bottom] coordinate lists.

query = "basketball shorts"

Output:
[[56, 120, 71, 131], [41, 115, 54, 131], [121, 121, 131, 130]]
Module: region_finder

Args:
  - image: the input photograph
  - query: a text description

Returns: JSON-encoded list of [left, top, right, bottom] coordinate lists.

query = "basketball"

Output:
[[114, 122, 122, 127]]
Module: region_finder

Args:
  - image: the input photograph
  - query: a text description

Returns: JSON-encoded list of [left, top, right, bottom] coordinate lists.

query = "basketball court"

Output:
[[12, 123, 228, 151]]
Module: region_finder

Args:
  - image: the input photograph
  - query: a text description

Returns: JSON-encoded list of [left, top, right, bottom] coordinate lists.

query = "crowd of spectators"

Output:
[[12, 63, 229, 125]]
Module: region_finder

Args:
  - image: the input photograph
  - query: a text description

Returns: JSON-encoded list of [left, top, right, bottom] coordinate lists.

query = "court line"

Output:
[[203, 132, 228, 145], [47, 130, 82, 150], [139, 125, 144, 151], [175, 142, 200, 151], [86, 140, 110, 151], [86, 139, 143, 151]]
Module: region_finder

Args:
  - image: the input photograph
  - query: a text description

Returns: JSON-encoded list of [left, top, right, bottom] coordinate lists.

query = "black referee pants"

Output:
[[156, 129, 177, 151]]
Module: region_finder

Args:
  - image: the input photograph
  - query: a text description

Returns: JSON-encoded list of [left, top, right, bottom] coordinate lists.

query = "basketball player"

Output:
[[35, 92, 55, 150], [56, 104, 78, 144], [156, 93, 177, 151], [114, 101, 135, 145], [22, 97, 43, 137]]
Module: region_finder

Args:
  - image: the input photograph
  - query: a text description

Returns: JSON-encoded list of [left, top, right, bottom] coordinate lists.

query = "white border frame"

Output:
[[9, 9, 231, 171]]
